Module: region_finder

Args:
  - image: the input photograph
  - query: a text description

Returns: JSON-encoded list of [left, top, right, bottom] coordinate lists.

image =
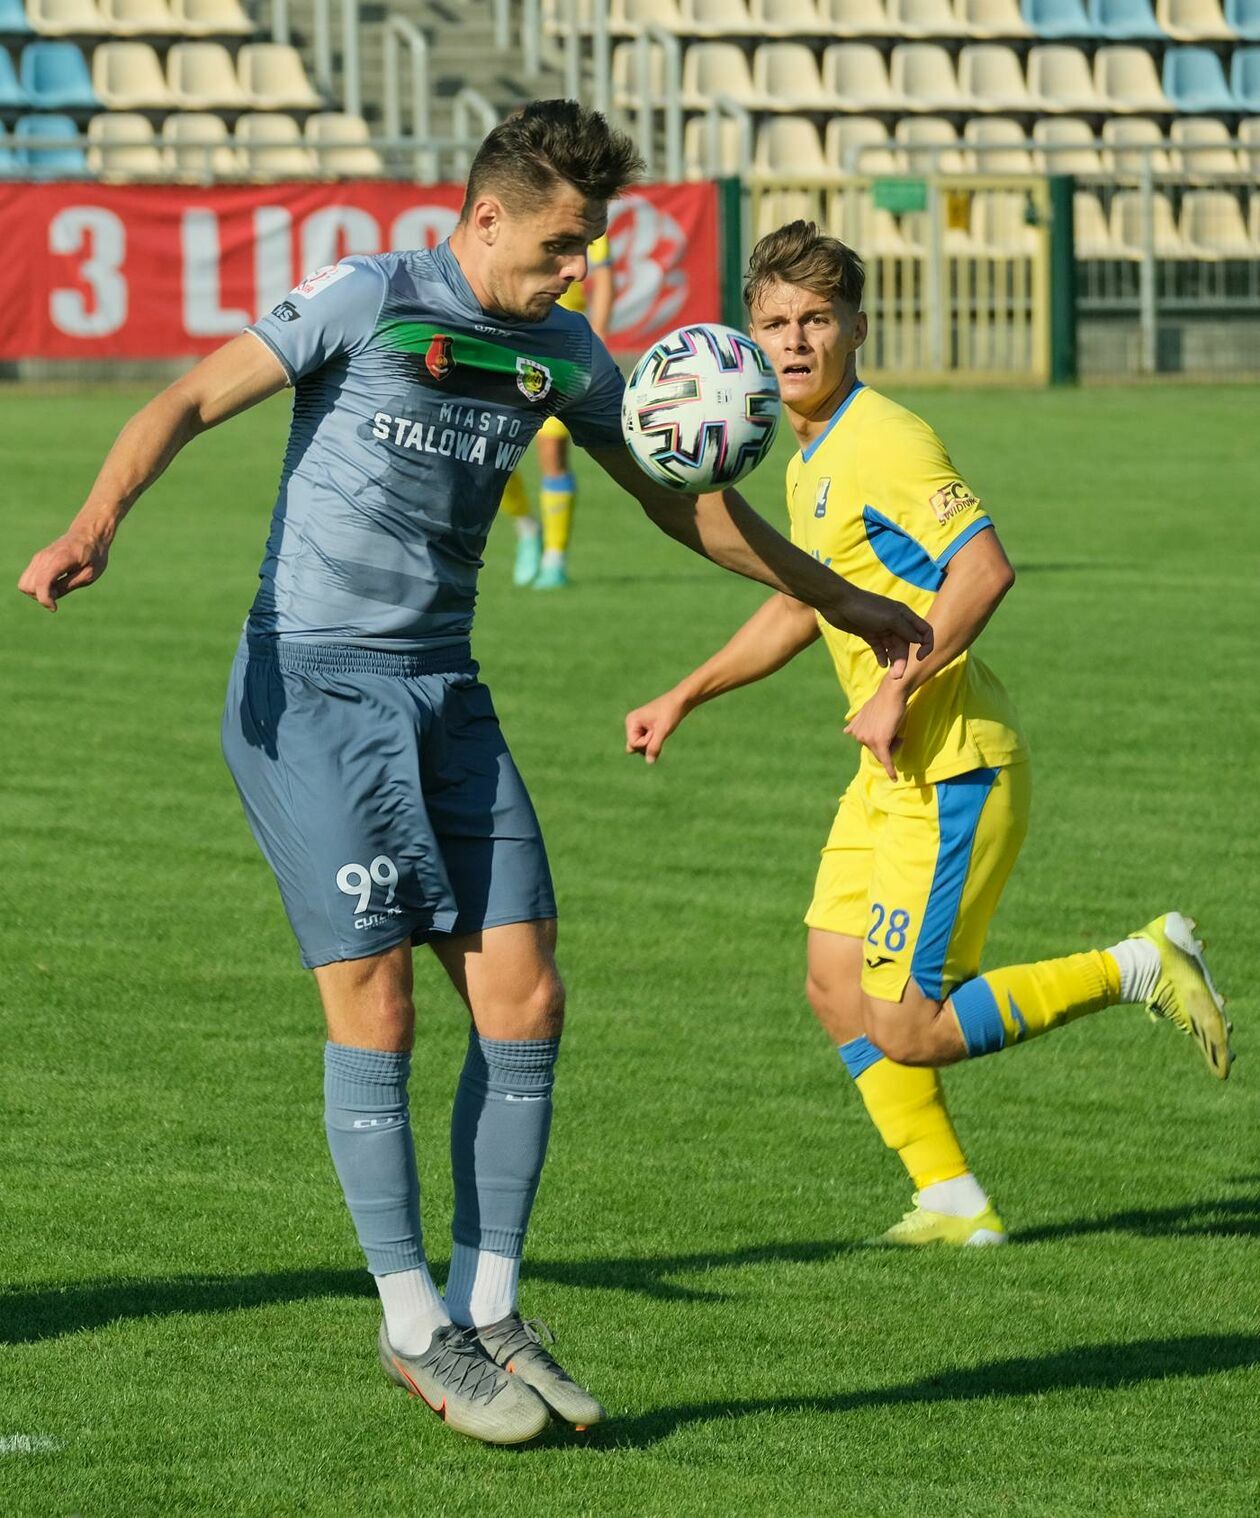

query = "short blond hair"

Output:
[[743, 220, 865, 314]]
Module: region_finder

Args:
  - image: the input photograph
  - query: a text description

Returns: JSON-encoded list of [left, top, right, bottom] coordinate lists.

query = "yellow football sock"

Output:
[[501, 469, 532, 520], [840, 1037, 968, 1189], [540, 472, 576, 555], [948, 949, 1122, 1058]]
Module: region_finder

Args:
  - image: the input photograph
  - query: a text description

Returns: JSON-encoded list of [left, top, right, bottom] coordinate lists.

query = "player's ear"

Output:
[[471, 196, 502, 245], [852, 311, 869, 351]]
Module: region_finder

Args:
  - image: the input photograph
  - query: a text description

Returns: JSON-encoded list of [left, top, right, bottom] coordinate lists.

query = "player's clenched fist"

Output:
[[18, 530, 112, 612], [625, 692, 690, 765]]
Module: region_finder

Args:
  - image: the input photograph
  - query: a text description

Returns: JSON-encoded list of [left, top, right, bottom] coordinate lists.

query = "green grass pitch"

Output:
[[1, 382, 1257, 1517]]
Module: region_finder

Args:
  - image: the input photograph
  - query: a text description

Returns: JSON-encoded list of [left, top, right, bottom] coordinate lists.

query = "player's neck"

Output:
[[788, 367, 859, 452], [447, 226, 495, 314]]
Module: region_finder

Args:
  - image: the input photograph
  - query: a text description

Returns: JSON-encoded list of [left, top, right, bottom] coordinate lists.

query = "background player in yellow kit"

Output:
[[501, 235, 614, 588], [625, 221, 1233, 1246]]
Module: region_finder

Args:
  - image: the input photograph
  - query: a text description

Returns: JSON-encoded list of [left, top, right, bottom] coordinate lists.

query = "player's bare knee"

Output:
[[862, 1003, 935, 1067]]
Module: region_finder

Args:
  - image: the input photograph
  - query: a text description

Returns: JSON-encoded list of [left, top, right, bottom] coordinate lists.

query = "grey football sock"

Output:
[[324, 1042, 427, 1275]]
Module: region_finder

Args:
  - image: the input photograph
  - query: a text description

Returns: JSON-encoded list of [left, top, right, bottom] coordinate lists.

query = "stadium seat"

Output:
[[750, 0, 826, 32], [678, 0, 759, 32], [955, 0, 1034, 33], [1239, 115, 1260, 172], [1096, 44, 1171, 109], [87, 109, 163, 176], [682, 114, 745, 176], [1072, 189, 1120, 254], [1167, 44, 1238, 108], [818, 0, 900, 35], [20, 40, 97, 107], [235, 112, 317, 178], [1030, 42, 1107, 108], [1158, 0, 1235, 36], [306, 112, 384, 177], [1225, 0, 1260, 35], [681, 42, 764, 107], [238, 43, 322, 110], [161, 109, 240, 177], [1089, 0, 1164, 35], [167, 41, 249, 108], [0, 48, 28, 108], [752, 185, 822, 238], [972, 189, 1040, 252], [888, 0, 969, 35], [1181, 189, 1256, 254], [754, 114, 834, 173], [98, 0, 181, 34], [169, 0, 253, 32], [754, 42, 841, 107], [891, 42, 972, 109], [611, 42, 664, 106], [1102, 115, 1171, 171], [958, 42, 1035, 108], [1250, 188, 1260, 246], [1021, 0, 1095, 34], [822, 43, 906, 107], [1231, 47, 1260, 108], [965, 115, 1035, 169], [15, 111, 86, 173], [825, 114, 902, 171], [1111, 187, 1191, 254], [27, 0, 108, 35], [92, 41, 173, 107], [1033, 115, 1104, 171], [830, 195, 915, 255], [895, 114, 968, 170], [1170, 116, 1242, 175], [0, 0, 33, 33], [0, 121, 17, 176], [609, 0, 685, 31]]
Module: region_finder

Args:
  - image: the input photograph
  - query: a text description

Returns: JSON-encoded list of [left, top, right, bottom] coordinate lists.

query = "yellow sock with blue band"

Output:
[[540, 472, 576, 556], [839, 1036, 969, 1190], [948, 949, 1122, 1057]]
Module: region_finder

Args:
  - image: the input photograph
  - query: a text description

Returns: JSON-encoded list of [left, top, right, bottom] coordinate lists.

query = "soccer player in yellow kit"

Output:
[[625, 221, 1233, 1245], [501, 234, 614, 588]]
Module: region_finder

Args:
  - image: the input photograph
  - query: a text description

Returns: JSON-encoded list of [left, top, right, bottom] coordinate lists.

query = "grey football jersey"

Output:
[[245, 241, 625, 651]]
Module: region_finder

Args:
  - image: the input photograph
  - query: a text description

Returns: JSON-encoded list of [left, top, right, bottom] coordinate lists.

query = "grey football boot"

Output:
[[378, 1321, 550, 1444], [475, 1315, 607, 1429]]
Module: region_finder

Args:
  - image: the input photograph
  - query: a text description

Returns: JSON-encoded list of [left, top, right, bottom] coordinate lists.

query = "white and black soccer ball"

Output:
[[621, 323, 781, 493]]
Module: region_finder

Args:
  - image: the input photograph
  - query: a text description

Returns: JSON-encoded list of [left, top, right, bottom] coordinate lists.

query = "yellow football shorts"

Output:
[[539, 416, 570, 442], [806, 760, 1031, 1003]]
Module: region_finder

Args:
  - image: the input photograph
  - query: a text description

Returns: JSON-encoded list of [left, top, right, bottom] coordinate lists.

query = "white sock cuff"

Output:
[[1104, 937, 1160, 1005]]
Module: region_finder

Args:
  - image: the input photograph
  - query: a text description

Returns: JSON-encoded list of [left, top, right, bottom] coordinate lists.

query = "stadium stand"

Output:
[[1232, 46, 1260, 106], [235, 111, 317, 177], [92, 41, 174, 108], [1034, 116, 1105, 171], [1029, 42, 1108, 109], [97, 0, 183, 35], [1170, 116, 1243, 175], [1159, 0, 1236, 37], [1165, 43, 1238, 108], [965, 115, 1035, 170], [86, 107, 162, 174], [1226, 0, 1260, 36], [161, 108, 238, 177], [1090, 0, 1165, 39], [167, 41, 252, 108], [27, 0, 108, 36], [0, 48, 27, 109], [958, 42, 1036, 108], [1096, 43, 1171, 109], [305, 111, 384, 176], [170, 0, 252, 34], [15, 108, 85, 170], [1101, 114, 1172, 170], [1021, 0, 1096, 38], [20, 39, 97, 107], [891, 41, 972, 109]]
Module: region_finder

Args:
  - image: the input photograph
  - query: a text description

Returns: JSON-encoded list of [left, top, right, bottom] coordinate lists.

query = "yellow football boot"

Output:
[[877, 1196, 1008, 1247], [1132, 912, 1233, 1080]]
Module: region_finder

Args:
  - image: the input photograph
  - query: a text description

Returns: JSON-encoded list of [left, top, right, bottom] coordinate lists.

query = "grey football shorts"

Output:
[[221, 636, 556, 969]]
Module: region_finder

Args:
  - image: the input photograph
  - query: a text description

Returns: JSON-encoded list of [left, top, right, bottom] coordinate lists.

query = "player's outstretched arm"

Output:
[[17, 333, 288, 612], [587, 445, 933, 677], [626, 592, 820, 763]]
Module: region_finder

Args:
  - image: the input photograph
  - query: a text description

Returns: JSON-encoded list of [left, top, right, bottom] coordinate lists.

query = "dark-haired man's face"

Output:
[[469, 180, 607, 323], [747, 278, 866, 421]]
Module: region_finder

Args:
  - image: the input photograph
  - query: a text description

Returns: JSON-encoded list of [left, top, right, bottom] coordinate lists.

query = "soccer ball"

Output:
[[621, 323, 781, 493]]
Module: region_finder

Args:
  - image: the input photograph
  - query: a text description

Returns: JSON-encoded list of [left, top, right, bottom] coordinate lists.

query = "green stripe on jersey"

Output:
[[375, 320, 586, 398]]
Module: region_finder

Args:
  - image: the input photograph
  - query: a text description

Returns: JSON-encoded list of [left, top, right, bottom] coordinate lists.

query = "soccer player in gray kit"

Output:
[[19, 100, 931, 1444]]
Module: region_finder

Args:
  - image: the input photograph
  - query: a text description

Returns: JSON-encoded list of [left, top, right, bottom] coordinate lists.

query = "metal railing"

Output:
[[634, 24, 682, 184], [382, 14, 433, 180]]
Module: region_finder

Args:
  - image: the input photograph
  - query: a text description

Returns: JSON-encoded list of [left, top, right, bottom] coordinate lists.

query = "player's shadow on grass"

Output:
[[582, 1333, 1260, 1450], [1017, 1195, 1260, 1244]]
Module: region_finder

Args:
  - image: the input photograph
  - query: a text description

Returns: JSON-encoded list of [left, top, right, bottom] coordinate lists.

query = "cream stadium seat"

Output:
[[958, 43, 1034, 110], [754, 114, 835, 174], [238, 43, 322, 110], [611, 42, 665, 106], [889, 0, 969, 33], [954, 0, 1033, 34], [679, 0, 760, 32], [1033, 116, 1104, 172], [1250, 191, 1260, 251], [891, 42, 972, 110], [1169, 117, 1242, 177], [818, 0, 900, 35], [609, 0, 685, 30], [98, 0, 180, 33], [895, 115, 967, 171], [972, 189, 1039, 253], [825, 114, 903, 172], [162, 111, 242, 178], [306, 112, 384, 177], [87, 111, 162, 177], [682, 114, 746, 175], [1072, 190, 1120, 256], [754, 41, 842, 107], [1156, 0, 1234, 37], [900, 208, 977, 252], [1101, 116, 1171, 173], [1094, 45, 1171, 112], [1111, 188, 1192, 256], [1029, 43, 1106, 111], [236, 111, 318, 178], [753, 187, 823, 236], [681, 42, 765, 107], [92, 41, 173, 107], [830, 195, 915, 255], [822, 42, 905, 108], [169, 0, 253, 34], [1180, 190, 1256, 254], [1239, 118, 1260, 175], [965, 116, 1035, 171], [28, 0, 107, 33], [168, 41, 251, 107], [750, 0, 825, 31]]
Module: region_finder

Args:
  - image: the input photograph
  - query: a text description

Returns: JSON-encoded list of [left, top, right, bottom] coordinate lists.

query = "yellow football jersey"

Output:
[[558, 235, 611, 314], [786, 383, 1028, 786]]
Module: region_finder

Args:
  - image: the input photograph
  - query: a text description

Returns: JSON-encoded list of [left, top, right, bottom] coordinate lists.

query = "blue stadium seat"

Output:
[[1089, 0, 1165, 35], [1225, 0, 1260, 38], [1164, 44, 1237, 107], [0, 46, 28, 107], [15, 112, 87, 174], [1232, 46, 1260, 106], [19, 41, 98, 109], [1022, 0, 1096, 33], [0, 0, 33, 33]]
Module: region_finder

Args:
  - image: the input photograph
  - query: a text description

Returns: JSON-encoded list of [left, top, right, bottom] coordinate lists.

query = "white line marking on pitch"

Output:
[[0, 1434, 61, 1454]]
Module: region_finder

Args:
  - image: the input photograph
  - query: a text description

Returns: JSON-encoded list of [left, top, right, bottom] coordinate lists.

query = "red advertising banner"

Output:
[[0, 181, 719, 361]]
